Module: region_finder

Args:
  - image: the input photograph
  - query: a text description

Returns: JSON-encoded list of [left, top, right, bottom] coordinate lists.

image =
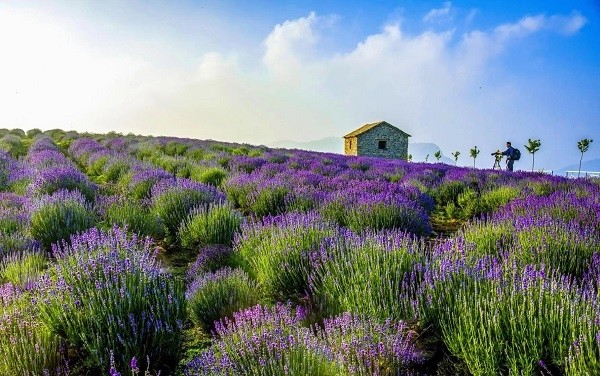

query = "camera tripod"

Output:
[[492, 155, 503, 170]]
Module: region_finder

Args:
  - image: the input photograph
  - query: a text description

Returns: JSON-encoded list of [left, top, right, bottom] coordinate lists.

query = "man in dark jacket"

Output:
[[501, 141, 515, 171]]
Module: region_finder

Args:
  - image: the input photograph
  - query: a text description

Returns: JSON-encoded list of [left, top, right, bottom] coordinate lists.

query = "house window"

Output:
[[378, 140, 387, 149], [349, 140, 352, 149]]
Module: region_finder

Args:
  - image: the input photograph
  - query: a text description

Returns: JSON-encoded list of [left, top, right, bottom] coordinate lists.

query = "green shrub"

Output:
[[26, 128, 43, 138], [0, 251, 47, 287], [30, 191, 96, 249], [234, 214, 335, 301], [164, 141, 190, 156], [38, 227, 185, 371], [456, 186, 519, 219], [249, 186, 289, 217], [101, 198, 164, 239], [87, 155, 109, 176], [223, 183, 253, 211], [102, 159, 131, 183], [0, 232, 40, 257], [186, 268, 259, 330], [461, 221, 515, 259], [0, 291, 62, 375], [191, 167, 227, 187], [345, 202, 430, 235], [151, 181, 222, 242], [232, 147, 249, 156], [247, 148, 263, 157], [217, 156, 230, 169], [420, 262, 590, 376], [433, 180, 468, 208], [179, 204, 242, 249], [321, 197, 431, 236], [310, 232, 424, 320], [8, 178, 30, 195], [186, 148, 206, 161]]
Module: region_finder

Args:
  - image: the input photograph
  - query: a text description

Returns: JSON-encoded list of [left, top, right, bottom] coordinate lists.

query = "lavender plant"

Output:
[[185, 303, 342, 375], [190, 166, 227, 187], [309, 230, 425, 321], [0, 285, 64, 375], [98, 196, 164, 239], [319, 312, 427, 375], [123, 168, 174, 200], [37, 226, 185, 372], [0, 251, 47, 288], [186, 268, 259, 330], [179, 203, 242, 249], [419, 256, 599, 375], [151, 179, 224, 242], [321, 190, 431, 236], [233, 212, 336, 301], [29, 190, 97, 248], [28, 165, 96, 202], [186, 245, 234, 281]]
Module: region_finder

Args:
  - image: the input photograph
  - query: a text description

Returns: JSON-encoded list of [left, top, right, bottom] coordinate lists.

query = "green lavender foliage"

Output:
[[101, 198, 164, 239], [419, 259, 598, 376], [186, 268, 259, 330], [190, 166, 228, 187], [151, 186, 219, 243], [30, 193, 96, 249], [310, 231, 424, 321], [0, 251, 47, 288], [234, 214, 335, 301], [37, 227, 185, 371], [179, 203, 242, 249], [0, 286, 62, 375]]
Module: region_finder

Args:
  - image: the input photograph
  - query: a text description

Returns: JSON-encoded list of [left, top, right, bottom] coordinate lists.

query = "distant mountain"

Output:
[[408, 143, 453, 164], [553, 158, 600, 177]]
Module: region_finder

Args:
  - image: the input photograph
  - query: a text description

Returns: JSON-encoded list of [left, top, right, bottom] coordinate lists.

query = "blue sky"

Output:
[[0, 1, 598, 170]]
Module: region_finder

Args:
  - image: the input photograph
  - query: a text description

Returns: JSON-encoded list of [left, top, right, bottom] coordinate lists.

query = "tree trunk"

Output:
[[531, 153, 535, 172], [578, 152, 583, 177]]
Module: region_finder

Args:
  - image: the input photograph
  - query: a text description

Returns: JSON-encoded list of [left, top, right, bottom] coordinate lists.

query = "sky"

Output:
[[0, 0, 599, 170]]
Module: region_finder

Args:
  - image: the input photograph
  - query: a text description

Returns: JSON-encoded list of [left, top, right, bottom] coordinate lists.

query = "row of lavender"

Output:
[[97, 133, 600, 374], [0, 134, 225, 374], [0, 130, 599, 375], [95, 134, 600, 374]]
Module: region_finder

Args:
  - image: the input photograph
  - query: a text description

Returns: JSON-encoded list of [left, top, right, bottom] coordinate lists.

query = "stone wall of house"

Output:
[[356, 124, 408, 159], [344, 137, 358, 156]]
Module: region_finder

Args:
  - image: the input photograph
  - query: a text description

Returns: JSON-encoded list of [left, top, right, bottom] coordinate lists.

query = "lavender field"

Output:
[[1, 128, 599, 375]]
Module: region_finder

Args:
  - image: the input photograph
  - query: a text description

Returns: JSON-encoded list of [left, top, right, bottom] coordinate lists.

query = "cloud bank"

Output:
[[0, 4, 593, 169]]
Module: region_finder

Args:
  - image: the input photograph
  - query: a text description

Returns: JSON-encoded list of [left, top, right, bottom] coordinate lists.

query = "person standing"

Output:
[[501, 141, 515, 171]]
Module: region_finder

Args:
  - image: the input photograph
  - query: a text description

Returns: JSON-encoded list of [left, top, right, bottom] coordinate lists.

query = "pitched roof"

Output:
[[343, 121, 411, 138]]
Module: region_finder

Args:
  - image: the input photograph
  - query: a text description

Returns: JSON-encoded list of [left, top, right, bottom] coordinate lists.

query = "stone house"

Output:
[[343, 121, 411, 160]]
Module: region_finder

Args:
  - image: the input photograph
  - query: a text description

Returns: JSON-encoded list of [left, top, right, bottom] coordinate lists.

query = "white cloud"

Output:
[[0, 6, 593, 169], [197, 52, 238, 81], [494, 15, 545, 41], [494, 12, 586, 42], [262, 12, 319, 80], [550, 11, 587, 35], [465, 9, 478, 24], [155, 10, 590, 168], [423, 2, 452, 22]]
